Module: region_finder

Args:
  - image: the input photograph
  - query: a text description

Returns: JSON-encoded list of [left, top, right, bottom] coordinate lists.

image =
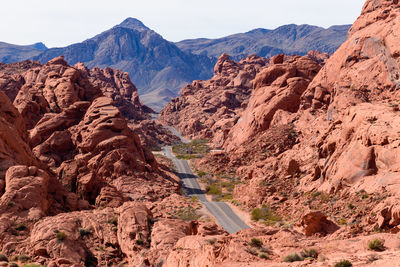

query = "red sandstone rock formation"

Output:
[[4, 0, 400, 265], [194, 0, 400, 240], [0, 60, 42, 101], [0, 57, 184, 266], [225, 55, 321, 149], [163, 3, 400, 265], [159, 53, 269, 147]]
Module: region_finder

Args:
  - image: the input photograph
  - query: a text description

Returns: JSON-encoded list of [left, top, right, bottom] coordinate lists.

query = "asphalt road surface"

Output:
[[162, 145, 249, 234]]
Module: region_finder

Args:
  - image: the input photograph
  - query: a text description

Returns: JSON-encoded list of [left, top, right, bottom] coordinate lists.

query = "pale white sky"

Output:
[[1, 0, 366, 48]]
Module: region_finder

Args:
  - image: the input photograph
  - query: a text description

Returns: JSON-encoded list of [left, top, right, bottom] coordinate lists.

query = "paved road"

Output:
[[162, 145, 249, 234], [163, 125, 190, 144]]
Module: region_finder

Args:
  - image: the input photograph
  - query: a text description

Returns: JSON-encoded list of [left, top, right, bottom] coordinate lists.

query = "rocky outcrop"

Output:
[[0, 60, 42, 101], [28, 208, 121, 266], [160, 54, 269, 147], [76, 64, 153, 121], [225, 55, 321, 149], [0, 90, 37, 184], [298, 211, 339, 236], [302, 0, 400, 111], [164, 2, 400, 258], [11, 57, 178, 206], [130, 120, 180, 150], [0, 56, 185, 266]]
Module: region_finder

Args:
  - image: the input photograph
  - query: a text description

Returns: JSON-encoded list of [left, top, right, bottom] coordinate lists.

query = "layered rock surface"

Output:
[[160, 53, 269, 147], [0, 57, 192, 266], [160, 0, 400, 265]]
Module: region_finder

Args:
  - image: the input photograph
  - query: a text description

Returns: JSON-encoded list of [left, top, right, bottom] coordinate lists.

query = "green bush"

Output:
[[79, 228, 91, 238], [172, 206, 200, 221], [206, 238, 217, 245], [334, 259, 352, 267], [18, 255, 30, 263], [250, 238, 263, 248], [300, 248, 318, 259], [22, 264, 43, 267], [107, 215, 118, 226], [15, 223, 26, 231], [215, 194, 233, 201], [258, 252, 269, 259], [206, 184, 222, 195], [197, 171, 207, 177], [8, 263, 18, 267], [56, 231, 67, 241], [0, 253, 8, 262], [251, 206, 281, 225], [368, 238, 385, 251], [282, 253, 303, 262], [135, 239, 145, 245]]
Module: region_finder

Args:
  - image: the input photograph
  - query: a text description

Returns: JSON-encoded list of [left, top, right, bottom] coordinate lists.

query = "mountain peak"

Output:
[[30, 42, 47, 51], [117, 17, 149, 31]]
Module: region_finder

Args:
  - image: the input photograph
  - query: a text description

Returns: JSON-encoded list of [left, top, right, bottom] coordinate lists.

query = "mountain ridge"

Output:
[[176, 23, 351, 61]]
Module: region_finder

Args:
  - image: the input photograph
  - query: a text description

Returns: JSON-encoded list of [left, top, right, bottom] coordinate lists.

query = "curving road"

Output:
[[162, 145, 249, 234]]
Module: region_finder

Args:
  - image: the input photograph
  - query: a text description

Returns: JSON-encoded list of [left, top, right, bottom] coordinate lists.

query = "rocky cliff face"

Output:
[[160, 52, 324, 148], [159, 53, 269, 148], [159, 0, 400, 265], [11, 56, 175, 205], [0, 57, 201, 266], [198, 0, 400, 233], [4, 0, 400, 265]]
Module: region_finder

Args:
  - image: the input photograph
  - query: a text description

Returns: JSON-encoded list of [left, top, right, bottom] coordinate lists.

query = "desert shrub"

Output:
[[15, 223, 26, 231], [197, 171, 206, 177], [206, 238, 217, 245], [282, 253, 303, 262], [107, 215, 118, 226], [300, 248, 318, 259], [250, 238, 263, 248], [258, 252, 269, 259], [251, 205, 281, 225], [215, 194, 233, 201], [334, 259, 352, 267], [172, 206, 200, 221], [368, 238, 385, 251], [8, 263, 18, 267], [18, 255, 30, 263], [22, 264, 43, 267], [245, 247, 258, 256], [135, 239, 145, 245], [79, 228, 91, 238], [0, 253, 8, 262], [56, 231, 67, 241], [206, 184, 222, 195]]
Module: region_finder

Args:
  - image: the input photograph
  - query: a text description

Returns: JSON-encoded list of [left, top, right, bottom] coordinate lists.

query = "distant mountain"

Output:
[[33, 18, 214, 111], [176, 24, 350, 61], [0, 42, 47, 63]]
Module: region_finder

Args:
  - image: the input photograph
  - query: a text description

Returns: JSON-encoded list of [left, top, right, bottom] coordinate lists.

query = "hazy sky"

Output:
[[1, 0, 366, 48]]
